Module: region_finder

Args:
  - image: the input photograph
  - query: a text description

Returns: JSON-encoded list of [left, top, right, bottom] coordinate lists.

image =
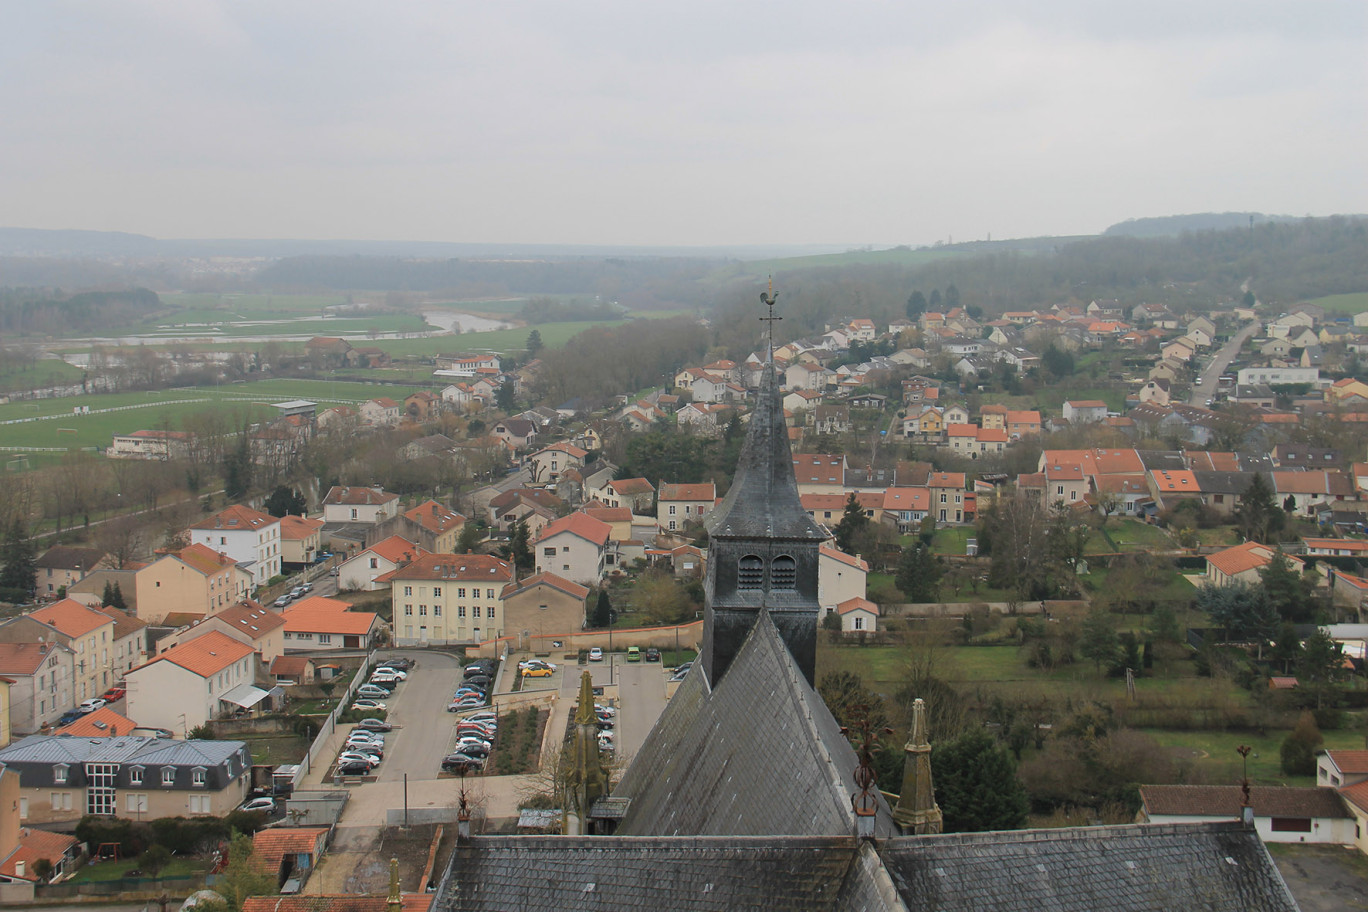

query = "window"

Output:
[[51, 792, 72, 811], [543, 548, 556, 558], [562, 547, 569, 554], [473, 606, 482, 618], [854, 616, 865, 631], [192, 768, 207, 787], [405, 606, 413, 616], [370, 558, 378, 569], [419, 605, 427, 616], [1270, 817, 1312, 833], [433, 587, 441, 597], [771, 555, 797, 589], [1057, 486, 1064, 496], [351, 508, 358, 519], [189, 794, 212, 815], [126, 793, 148, 813], [53, 764, 68, 784], [162, 767, 176, 786], [457, 587, 466, 598], [668, 520, 677, 531], [130, 767, 144, 786], [488, 606, 496, 619], [458, 606, 466, 618], [403, 586, 413, 597], [668, 505, 677, 515], [319, 634, 332, 645], [738, 555, 764, 588], [940, 493, 947, 503], [486, 589, 495, 599], [434, 605, 442, 616]]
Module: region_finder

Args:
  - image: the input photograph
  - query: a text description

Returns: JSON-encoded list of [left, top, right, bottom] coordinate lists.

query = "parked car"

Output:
[[464, 674, 492, 688], [351, 699, 387, 711], [597, 732, 615, 752], [456, 720, 497, 734], [356, 718, 392, 732], [58, 710, 83, 726], [627, 646, 641, 663], [380, 658, 414, 670], [442, 754, 485, 773], [455, 736, 493, 752], [273, 595, 292, 608], [588, 648, 603, 662], [240, 796, 277, 813], [463, 710, 498, 723], [644, 647, 660, 663], [337, 751, 381, 768], [521, 666, 553, 678], [336, 761, 372, 776], [454, 687, 485, 699], [595, 704, 616, 717], [79, 698, 106, 714], [300, 582, 314, 592], [464, 662, 495, 677], [356, 684, 393, 699], [371, 667, 406, 680], [102, 686, 127, 701]]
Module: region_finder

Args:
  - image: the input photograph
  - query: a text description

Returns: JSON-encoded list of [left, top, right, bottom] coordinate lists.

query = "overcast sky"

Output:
[[3, 1, 1365, 247]]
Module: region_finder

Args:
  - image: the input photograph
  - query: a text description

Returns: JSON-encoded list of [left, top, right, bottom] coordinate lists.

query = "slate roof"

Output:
[[35, 545, 107, 571], [877, 822, 1299, 912], [437, 836, 860, 911], [612, 610, 898, 838]]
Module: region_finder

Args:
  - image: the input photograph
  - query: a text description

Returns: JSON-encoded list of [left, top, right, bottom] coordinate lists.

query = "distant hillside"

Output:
[[1103, 213, 1304, 238]]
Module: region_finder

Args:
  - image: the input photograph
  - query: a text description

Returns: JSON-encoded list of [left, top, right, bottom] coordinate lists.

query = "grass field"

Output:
[[138, 314, 433, 337], [929, 527, 973, 554], [0, 378, 431, 452], [1034, 387, 1126, 414], [158, 292, 352, 315], [1104, 519, 1174, 549], [705, 246, 960, 281], [68, 855, 210, 883], [1304, 291, 1368, 316], [1141, 727, 1365, 787], [0, 358, 84, 393]]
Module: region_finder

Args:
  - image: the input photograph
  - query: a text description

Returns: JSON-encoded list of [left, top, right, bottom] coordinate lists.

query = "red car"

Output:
[[102, 687, 126, 702]]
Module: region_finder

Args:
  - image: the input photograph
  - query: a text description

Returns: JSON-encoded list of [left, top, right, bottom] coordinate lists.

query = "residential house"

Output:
[[33, 547, 109, 598], [280, 597, 381, 651], [52, 705, 137, 738], [583, 505, 634, 543], [0, 643, 75, 733], [1005, 410, 1042, 439], [527, 442, 588, 486], [359, 398, 402, 426], [314, 405, 358, 433], [1148, 470, 1202, 512], [321, 486, 400, 524], [379, 554, 514, 646], [404, 391, 441, 421], [1138, 379, 1171, 406], [397, 501, 466, 554], [1236, 366, 1320, 386], [811, 404, 851, 435], [837, 597, 880, 634], [269, 655, 315, 686], [26, 600, 117, 704], [1272, 470, 1355, 516], [186, 505, 281, 588], [158, 601, 287, 666], [0, 735, 251, 826], [979, 405, 1008, 431], [533, 514, 613, 585], [802, 492, 881, 529], [125, 631, 260, 734], [791, 455, 847, 496], [1094, 475, 1152, 516], [305, 337, 355, 367], [278, 515, 324, 567], [487, 489, 563, 536], [1190, 472, 1257, 517], [1271, 444, 1343, 470], [1062, 400, 1109, 424], [818, 546, 868, 613], [658, 483, 717, 533], [401, 434, 459, 463], [593, 478, 655, 514], [880, 488, 931, 533], [927, 473, 969, 523], [1205, 541, 1301, 587], [1161, 339, 1196, 363], [252, 826, 330, 892], [134, 544, 252, 624], [491, 418, 538, 450], [501, 573, 590, 642], [336, 536, 427, 592], [901, 406, 945, 441], [95, 606, 149, 682]]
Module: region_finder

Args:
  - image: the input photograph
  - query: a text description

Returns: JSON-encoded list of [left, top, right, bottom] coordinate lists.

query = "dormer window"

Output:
[[192, 767, 207, 787], [53, 764, 69, 784], [129, 766, 144, 786], [162, 767, 175, 786]]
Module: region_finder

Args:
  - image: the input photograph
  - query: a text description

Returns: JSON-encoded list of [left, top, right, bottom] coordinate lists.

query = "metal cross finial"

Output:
[[759, 275, 781, 363]]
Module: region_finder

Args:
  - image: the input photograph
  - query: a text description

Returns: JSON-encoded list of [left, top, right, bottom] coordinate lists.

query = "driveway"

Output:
[[1191, 319, 1259, 405], [1271, 843, 1368, 912]]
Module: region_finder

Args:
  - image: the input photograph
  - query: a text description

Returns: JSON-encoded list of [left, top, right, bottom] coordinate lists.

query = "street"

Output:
[[1190, 318, 1259, 406]]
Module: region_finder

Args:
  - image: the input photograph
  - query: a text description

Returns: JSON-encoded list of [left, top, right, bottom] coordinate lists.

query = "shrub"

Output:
[[1280, 711, 1324, 776]]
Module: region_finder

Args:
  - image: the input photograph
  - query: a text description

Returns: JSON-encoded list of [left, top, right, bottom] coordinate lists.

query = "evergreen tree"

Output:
[[223, 440, 252, 500], [832, 494, 869, 555], [456, 521, 484, 554], [896, 543, 943, 603], [1194, 581, 1278, 655], [1079, 606, 1121, 673], [107, 582, 127, 611], [592, 589, 613, 628], [1259, 551, 1313, 622], [0, 520, 36, 595], [263, 485, 307, 518], [526, 329, 544, 356], [496, 381, 517, 413], [931, 727, 1029, 832], [1297, 628, 1346, 709], [906, 291, 928, 320], [1280, 711, 1323, 776], [1041, 345, 1075, 379], [1233, 472, 1281, 544], [509, 520, 532, 574], [928, 289, 942, 311], [944, 284, 961, 310], [102, 580, 116, 607]]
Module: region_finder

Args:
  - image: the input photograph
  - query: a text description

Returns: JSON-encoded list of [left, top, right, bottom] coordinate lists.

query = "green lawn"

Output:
[[0, 358, 85, 393], [1141, 727, 1365, 787], [158, 292, 351, 315], [240, 734, 307, 766], [68, 855, 209, 883], [1034, 387, 1126, 414], [929, 527, 974, 555], [1104, 519, 1174, 549], [369, 320, 629, 359], [1303, 291, 1368, 316]]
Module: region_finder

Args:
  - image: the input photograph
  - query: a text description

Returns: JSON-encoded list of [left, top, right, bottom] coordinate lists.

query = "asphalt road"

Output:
[[1190, 319, 1260, 406], [613, 658, 667, 760]]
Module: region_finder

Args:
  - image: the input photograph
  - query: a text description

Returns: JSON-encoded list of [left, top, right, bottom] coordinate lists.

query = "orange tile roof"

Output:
[[374, 553, 513, 584], [792, 454, 845, 484], [1205, 541, 1299, 578], [534, 513, 611, 547], [403, 501, 466, 535], [0, 642, 70, 675], [1340, 780, 1368, 815], [837, 596, 880, 616], [55, 705, 137, 737], [28, 598, 112, 639], [252, 827, 329, 871], [139, 630, 254, 678], [882, 488, 930, 512], [0, 828, 79, 881], [585, 505, 632, 523], [189, 504, 277, 532], [1326, 750, 1368, 775], [359, 536, 427, 565], [1090, 449, 1144, 475], [608, 477, 655, 495], [210, 601, 287, 639], [659, 483, 717, 502], [323, 485, 398, 506], [818, 545, 869, 572], [174, 543, 238, 575], [927, 472, 965, 488], [1150, 470, 1198, 492], [282, 597, 380, 636], [503, 572, 591, 601], [242, 896, 431, 912], [278, 514, 325, 540]]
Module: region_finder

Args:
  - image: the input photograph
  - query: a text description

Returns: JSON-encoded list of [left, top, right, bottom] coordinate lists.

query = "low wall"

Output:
[[292, 650, 375, 790], [472, 620, 702, 659]]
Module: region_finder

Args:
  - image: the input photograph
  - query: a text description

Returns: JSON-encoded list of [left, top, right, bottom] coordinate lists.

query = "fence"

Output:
[[36, 873, 209, 900], [292, 650, 375, 790]]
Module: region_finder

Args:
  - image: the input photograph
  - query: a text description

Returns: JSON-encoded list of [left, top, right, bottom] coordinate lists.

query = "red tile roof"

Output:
[[1140, 784, 1349, 819], [837, 597, 880, 616], [0, 827, 79, 881], [54, 705, 138, 737], [659, 483, 717, 502], [278, 514, 325, 540], [1205, 541, 1299, 578], [1326, 750, 1368, 775], [174, 543, 239, 575], [137, 630, 254, 678], [503, 572, 591, 600], [534, 513, 611, 547], [819, 546, 869, 571], [374, 553, 513, 584], [189, 504, 277, 532], [323, 486, 399, 506], [403, 501, 466, 535], [29, 598, 112, 638], [0, 642, 69, 676], [282, 597, 381, 636]]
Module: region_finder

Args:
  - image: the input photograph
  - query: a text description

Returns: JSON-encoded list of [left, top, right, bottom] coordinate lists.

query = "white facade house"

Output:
[[1236, 366, 1321, 387], [321, 486, 400, 524], [533, 513, 612, 585], [1140, 784, 1355, 847], [818, 546, 868, 612], [186, 506, 281, 587], [125, 631, 258, 734]]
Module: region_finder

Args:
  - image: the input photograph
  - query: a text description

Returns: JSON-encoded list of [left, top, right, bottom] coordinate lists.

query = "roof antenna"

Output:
[[759, 276, 781, 367]]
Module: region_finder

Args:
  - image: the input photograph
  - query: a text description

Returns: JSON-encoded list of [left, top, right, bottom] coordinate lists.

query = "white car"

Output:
[[78, 699, 106, 713], [351, 700, 387, 711], [371, 669, 407, 681], [588, 648, 603, 662], [240, 796, 276, 813], [337, 751, 381, 767]]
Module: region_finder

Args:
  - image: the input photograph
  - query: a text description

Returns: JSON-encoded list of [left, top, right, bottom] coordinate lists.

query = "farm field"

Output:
[[0, 357, 84, 393], [1304, 291, 1368, 316]]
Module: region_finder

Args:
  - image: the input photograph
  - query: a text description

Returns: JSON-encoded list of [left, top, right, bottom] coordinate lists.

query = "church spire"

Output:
[[564, 670, 608, 835], [700, 286, 827, 687], [892, 698, 942, 834]]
